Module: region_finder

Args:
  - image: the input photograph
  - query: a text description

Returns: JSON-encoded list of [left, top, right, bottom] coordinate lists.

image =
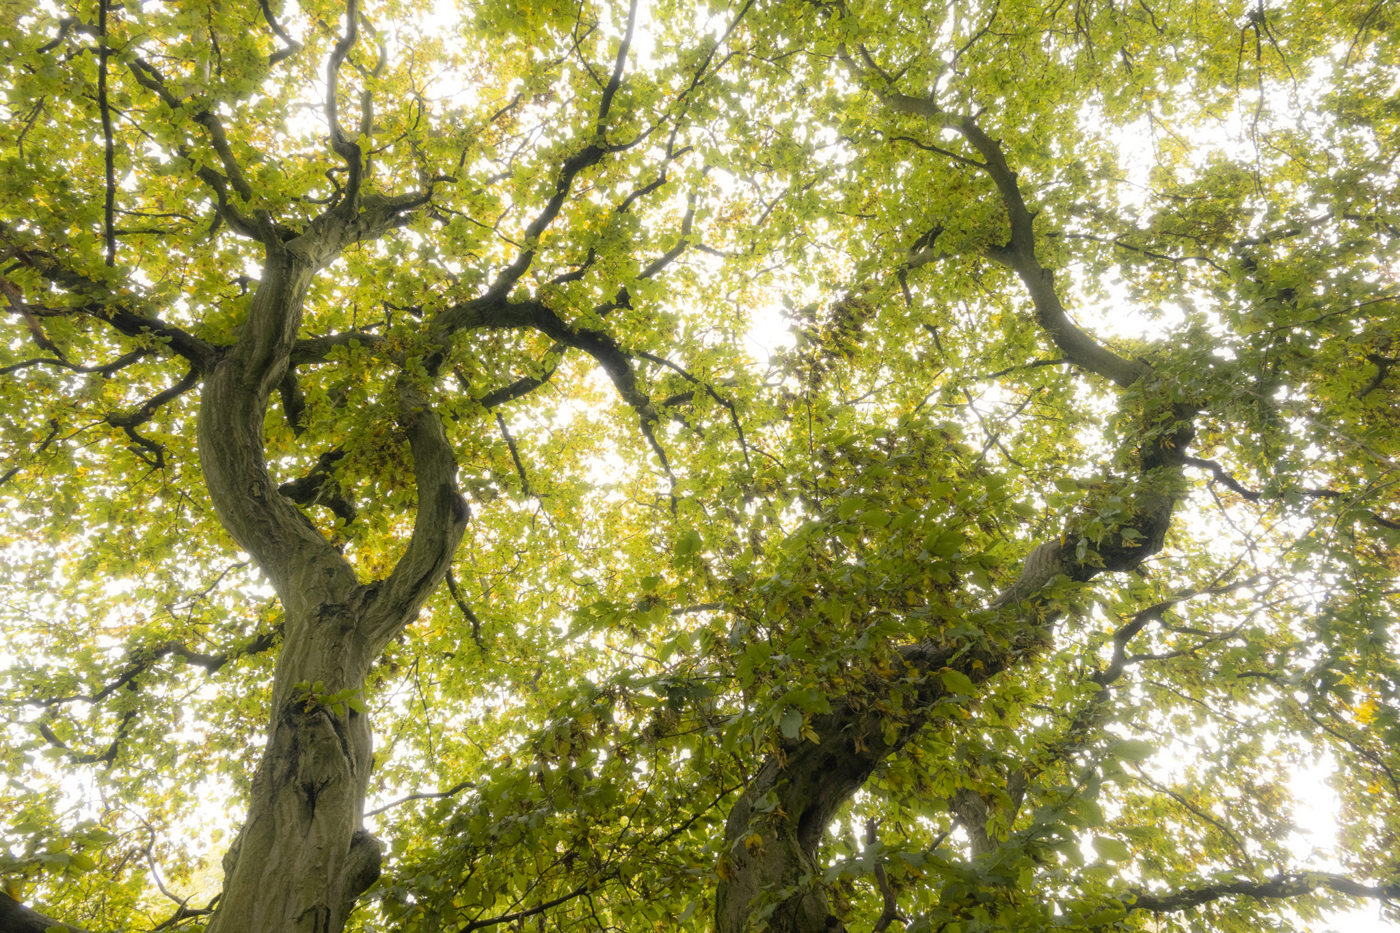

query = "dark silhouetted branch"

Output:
[[0, 348, 151, 377], [98, 0, 116, 266], [366, 779, 475, 817], [259, 0, 303, 64], [1122, 871, 1398, 917], [1183, 456, 1400, 530], [0, 417, 60, 488], [495, 413, 531, 496], [444, 568, 485, 651], [278, 447, 356, 526]]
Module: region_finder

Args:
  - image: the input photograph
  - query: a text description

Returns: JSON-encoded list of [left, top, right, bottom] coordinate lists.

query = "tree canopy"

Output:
[[1, 0, 1398, 930]]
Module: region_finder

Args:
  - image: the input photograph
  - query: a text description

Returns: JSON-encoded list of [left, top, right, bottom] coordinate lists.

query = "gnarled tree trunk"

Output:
[[197, 226, 469, 933], [203, 601, 384, 933]]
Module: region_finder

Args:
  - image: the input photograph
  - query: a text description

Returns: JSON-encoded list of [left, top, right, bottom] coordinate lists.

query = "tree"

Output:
[[1, 0, 1397, 929]]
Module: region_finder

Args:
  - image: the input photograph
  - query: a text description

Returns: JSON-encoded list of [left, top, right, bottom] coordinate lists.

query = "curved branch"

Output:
[[943, 115, 1149, 388], [360, 385, 470, 646], [197, 243, 354, 608], [12, 623, 281, 710], [36, 16, 81, 54], [1182, 456, 1400, 529], [459, 875, 612, 933], [438, 297, 660, 426], [0, 277, 66, 358], [866, 819, 903, 933], [325, 0, 365, 209], [444, 568, 486, 650], [1130, 768, 1255, 868], [106, 364, 200, 430], [259, 0, 304, 64], [0, 348, 151, 377], [126, 57, 257, 204], [196, 207, 432, 608], [1358, 351, 1395, 399], [468, 0, 640, 300], [365, 779, 474, 817], [37, 691, 137, 767], [278, 446, 356, 526], [717, 640, 974, 933], [871, 94, 1149, 387], [471, 343, 565, 409]]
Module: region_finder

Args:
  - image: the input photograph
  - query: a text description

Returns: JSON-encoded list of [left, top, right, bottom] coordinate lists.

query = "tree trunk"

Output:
[[715, 641, 1010, 933], [194, 232, 469, 933], [206, 606, 383, 933]]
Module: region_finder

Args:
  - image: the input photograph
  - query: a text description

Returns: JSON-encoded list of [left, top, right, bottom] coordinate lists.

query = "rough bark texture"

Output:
[[204, 603, 383, 933], [197, 226, 469, 933]]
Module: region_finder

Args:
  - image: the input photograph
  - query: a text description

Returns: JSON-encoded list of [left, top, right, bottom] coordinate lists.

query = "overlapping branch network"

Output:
[[717, 20, 1397, 931]]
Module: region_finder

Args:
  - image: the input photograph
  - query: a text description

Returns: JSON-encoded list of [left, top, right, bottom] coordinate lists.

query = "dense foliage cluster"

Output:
[[0, 0, 1397, 930]]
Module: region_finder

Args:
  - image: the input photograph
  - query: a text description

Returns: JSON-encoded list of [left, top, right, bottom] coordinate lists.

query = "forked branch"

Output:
[[259, 0, 304, 64]]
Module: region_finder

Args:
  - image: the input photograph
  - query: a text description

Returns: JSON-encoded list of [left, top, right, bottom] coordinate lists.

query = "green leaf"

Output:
[[1092, 836, 1131, 862], [929, 530, 964, 557], [1111, 739, 1155, 762], [675, 529, 703, 558], [780, 708, 804, 740], [859, 509, 891, 528], [940, 670, 976, 695]]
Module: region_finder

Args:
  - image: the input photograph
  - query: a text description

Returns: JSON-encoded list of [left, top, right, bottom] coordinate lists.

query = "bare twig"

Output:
[[444, 569, 485, 651], [495, 412, 531, 496]]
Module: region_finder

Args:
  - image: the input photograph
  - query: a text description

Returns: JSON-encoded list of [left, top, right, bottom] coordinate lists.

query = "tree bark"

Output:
[[195, 228, 469, 933], [0, 892, 86, 933], [716, 641, 963, 933], [203, 599, 385, 933]]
